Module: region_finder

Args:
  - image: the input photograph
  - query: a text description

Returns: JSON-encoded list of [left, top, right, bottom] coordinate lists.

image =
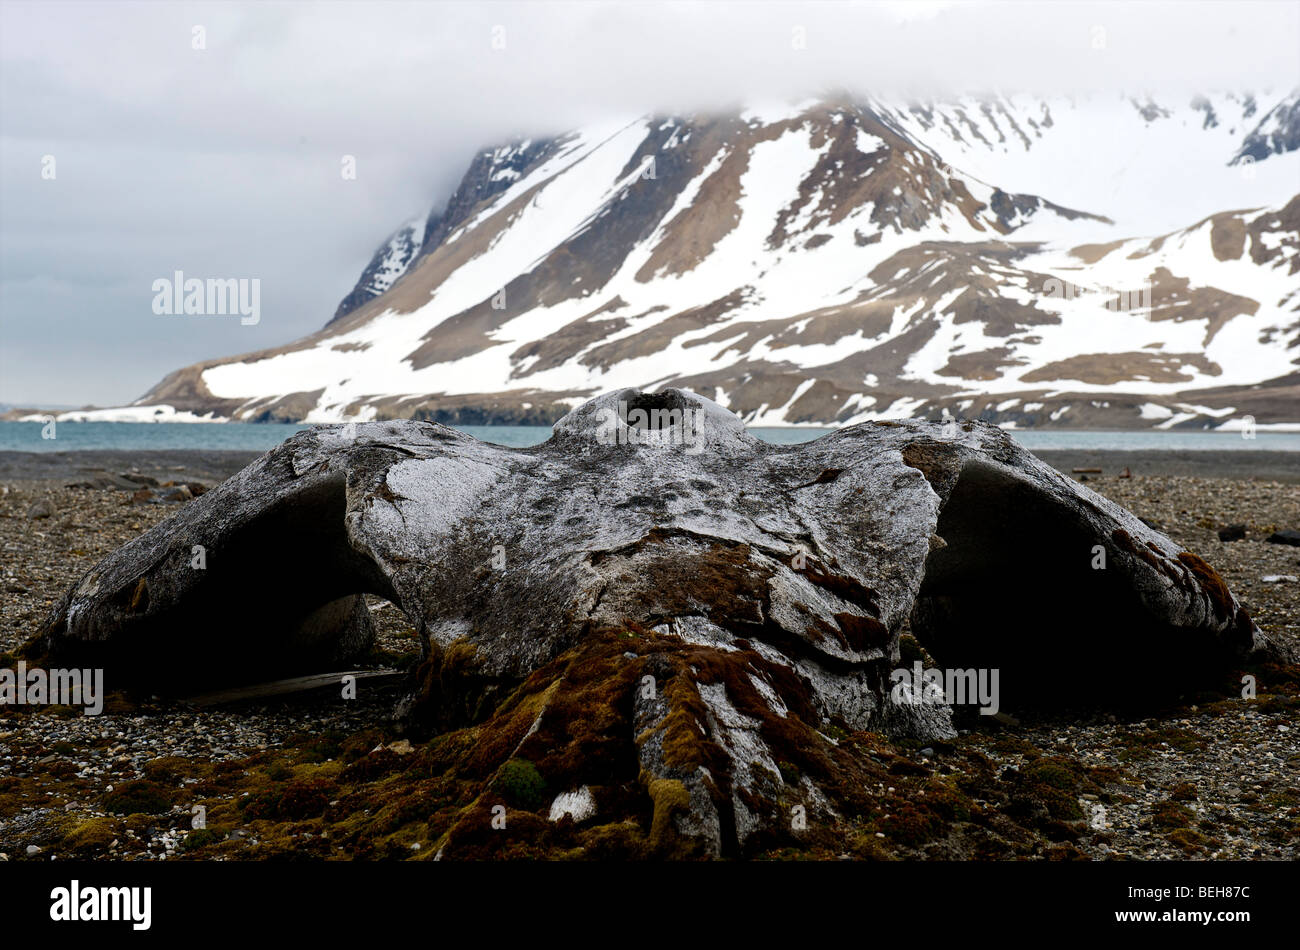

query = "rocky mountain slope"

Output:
[[96, 92, 1300, 427]]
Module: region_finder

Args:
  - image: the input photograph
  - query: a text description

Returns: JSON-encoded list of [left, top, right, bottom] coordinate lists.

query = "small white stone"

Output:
[[548, 786, 597, 823]]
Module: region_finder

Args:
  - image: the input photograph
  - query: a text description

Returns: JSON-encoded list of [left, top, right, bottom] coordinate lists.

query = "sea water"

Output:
[[1, 421, 1298, 453]]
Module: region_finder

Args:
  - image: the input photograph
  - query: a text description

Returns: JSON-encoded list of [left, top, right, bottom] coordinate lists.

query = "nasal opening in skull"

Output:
[[621, 390, 686, 431]]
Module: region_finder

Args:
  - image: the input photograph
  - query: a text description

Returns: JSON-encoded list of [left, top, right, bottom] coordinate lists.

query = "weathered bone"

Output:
[[30, 388, 1284, 856]]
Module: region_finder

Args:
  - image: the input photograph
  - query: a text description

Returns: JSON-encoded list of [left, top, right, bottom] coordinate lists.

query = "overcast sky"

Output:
[[2, 0, 1298, 406]]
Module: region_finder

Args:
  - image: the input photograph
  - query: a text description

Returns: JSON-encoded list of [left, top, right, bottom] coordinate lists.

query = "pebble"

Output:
[[24, 500, 53, 520]]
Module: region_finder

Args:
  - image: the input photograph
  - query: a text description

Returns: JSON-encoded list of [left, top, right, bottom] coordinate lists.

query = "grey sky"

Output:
[[2, 0, 1297, 406]]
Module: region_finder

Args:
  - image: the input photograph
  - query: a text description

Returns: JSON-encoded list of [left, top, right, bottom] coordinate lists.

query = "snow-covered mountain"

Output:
[[114, 92, 1300, 427], [329, 217, 424, 323]]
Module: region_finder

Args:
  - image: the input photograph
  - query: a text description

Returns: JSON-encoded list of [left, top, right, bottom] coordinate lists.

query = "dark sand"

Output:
[[0, 448, 1295, 486]]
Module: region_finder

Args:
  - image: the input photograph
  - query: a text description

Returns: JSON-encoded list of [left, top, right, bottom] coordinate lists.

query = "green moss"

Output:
[[103, 780, 172, 815], [1118, 726, 1205, 761], [123, 812, 158, 834], [1153, 801, 1194, 830], [264, 761, 294, 782], [989, 735, 1039, 757], [62, 816, 122, 853], [923, 779, 974, 822], [1087, 765, 1127, 787], [1036, 787, 1084, 822], [1166, 828, 1209, 853], [1023, 759, 1080, 792], [495, 758, 547, 810], [846, 829, 894, 860], [294, 731, 345, 764], [578, 821, 646, 860], [182, 827, 223, 851], [658, 677, 714, 771], [143, 756, 206, 785], [645, 777, 692, 855], [1151, 728, 1204, 751], [997, 758, 1089, 824]]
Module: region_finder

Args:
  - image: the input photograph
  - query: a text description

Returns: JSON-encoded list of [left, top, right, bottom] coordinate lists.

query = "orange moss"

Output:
[[644, 775, 691, 855], [1176, 551, 1234, 619]]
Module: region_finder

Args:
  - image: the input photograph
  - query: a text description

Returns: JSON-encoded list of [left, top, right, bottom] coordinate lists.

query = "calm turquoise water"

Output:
[[0, 421, 1297, 453]]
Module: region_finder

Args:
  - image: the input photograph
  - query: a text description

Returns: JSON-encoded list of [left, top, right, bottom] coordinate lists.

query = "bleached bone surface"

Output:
[[33, 388, 1283, 854]]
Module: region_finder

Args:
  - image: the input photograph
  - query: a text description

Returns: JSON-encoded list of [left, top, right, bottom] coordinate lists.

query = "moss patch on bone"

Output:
[[12, 628, 1293, 862]]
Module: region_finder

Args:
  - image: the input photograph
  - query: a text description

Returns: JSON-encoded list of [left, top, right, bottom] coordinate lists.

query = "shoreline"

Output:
[[1032, 449, 1300, 483], [0, 449, 262, 489], [0, 447, 1296, 486]]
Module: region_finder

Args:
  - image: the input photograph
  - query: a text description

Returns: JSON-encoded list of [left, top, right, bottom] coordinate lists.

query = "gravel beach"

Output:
[[1, 447, 1296, 861]]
